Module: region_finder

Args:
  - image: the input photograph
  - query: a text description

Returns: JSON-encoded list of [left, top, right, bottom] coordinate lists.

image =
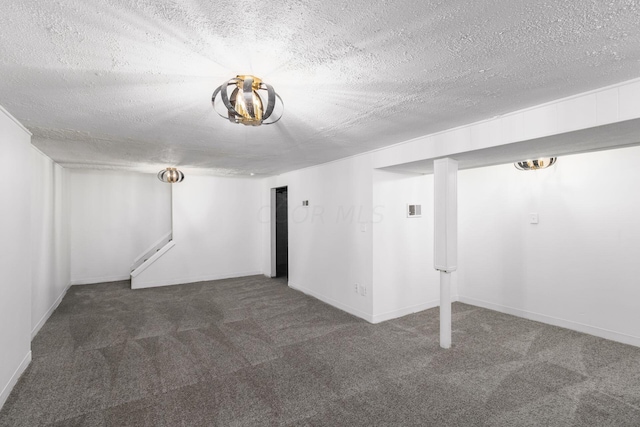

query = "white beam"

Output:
[[373, 77, 640, 170]]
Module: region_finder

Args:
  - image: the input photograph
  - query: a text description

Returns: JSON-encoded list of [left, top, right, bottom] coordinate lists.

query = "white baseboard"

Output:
[[459, 296, 640, 348], [131, 271, 264, 290], [0, 351, 31, 411], [31, 283, 70, 339], [70, 275, 131, 286], [371, 295, 460, 324], [372, 300, 439, 324], [288, 282, 373, 323], [287, 283, 462, 324]]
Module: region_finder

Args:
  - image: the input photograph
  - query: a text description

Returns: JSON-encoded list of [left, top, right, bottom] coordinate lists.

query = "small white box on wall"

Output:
[[407, 204, 422, 218]]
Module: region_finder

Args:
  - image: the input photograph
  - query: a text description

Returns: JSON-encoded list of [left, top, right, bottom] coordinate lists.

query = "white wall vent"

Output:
[[407, 204, 422, 218]]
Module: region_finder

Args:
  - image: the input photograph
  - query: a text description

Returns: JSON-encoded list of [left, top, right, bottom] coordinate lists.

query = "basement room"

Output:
[[2, 1, 640, 425]]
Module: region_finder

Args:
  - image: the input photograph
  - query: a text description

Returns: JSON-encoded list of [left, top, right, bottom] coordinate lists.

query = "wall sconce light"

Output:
[[514, 157, 557, 171], [212, 75, 283, 126], [157, 167, 185, 183]]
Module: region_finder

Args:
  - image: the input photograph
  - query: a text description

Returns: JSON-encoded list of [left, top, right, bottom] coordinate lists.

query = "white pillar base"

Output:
[[440, 271, 452, 349]]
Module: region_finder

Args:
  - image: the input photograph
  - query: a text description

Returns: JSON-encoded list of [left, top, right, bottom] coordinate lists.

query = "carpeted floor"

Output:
[[2, 275, 640, 426]]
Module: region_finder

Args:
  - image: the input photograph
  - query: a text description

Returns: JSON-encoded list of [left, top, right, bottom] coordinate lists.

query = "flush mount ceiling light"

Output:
[[157, 167, 185, 183], [212, 75, 283, 126], [514, 157, 557, 171]]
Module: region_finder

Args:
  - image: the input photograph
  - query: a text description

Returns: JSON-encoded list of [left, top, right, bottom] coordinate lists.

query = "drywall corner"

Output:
[[289, 281, 373, 323], [31, 284, 70, 340]]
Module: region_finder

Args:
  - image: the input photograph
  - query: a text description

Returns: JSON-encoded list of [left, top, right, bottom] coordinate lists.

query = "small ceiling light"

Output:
[[157, 167, 185, 183], [515, 158, 557, 171], [212, 75, 283, 126]]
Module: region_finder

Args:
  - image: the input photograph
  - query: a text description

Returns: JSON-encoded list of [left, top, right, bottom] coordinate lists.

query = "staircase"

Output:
[[130, 232, 174, 282]]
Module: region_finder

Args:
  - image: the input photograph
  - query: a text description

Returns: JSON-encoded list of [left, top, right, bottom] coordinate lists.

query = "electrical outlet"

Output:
[[360, 285, 366, 296], [354, 283, 359, 293], [529, 213, 539, 224]]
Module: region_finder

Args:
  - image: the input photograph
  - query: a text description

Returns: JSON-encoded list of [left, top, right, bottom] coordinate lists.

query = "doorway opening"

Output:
[[272, 186, 288, 279]]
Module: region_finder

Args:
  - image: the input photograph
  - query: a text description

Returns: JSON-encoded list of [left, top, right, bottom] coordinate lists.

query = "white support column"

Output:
[[434, 158, 458, 349], [440, 271, 452, 349]]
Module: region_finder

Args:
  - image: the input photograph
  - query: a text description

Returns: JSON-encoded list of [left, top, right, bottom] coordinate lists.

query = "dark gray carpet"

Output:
[[2, 275, 640, 426]]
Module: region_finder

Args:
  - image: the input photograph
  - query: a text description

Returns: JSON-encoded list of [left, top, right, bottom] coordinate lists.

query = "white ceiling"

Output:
[[1, 0, 640, 176]]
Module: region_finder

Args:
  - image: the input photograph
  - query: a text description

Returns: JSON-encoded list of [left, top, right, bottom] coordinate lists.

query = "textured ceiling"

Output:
[[1, 0, 640, 176]]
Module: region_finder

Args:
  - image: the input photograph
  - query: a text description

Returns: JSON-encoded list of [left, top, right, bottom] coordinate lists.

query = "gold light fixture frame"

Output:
[[157, 167, 185, 183], [212, 75, 283, 126], [514, 157, 557, 171]]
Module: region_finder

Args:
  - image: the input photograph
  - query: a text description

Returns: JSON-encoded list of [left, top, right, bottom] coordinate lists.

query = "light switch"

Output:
[[360, 224, 367, 232], [529, 213, 539, 224]]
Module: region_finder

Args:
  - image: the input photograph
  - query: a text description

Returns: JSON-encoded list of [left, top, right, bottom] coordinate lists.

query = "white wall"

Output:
[[0, 106, 32, 409], [262, 154, 374, 321], [372, 170, 446, 323], [70, 170, 171, 284], [31, 148, 70, 337], [132, 175, 263, 288], [458, 145, 640, 346]]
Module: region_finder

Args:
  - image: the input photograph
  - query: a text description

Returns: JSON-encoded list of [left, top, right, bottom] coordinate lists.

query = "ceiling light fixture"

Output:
[[514, 157, 557, 171], [212, 75, 283, 126], [157, 167, 185, 183]]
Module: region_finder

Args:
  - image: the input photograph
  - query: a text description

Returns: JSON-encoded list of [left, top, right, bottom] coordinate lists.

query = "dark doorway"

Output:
[[275, 187, 288, 278]]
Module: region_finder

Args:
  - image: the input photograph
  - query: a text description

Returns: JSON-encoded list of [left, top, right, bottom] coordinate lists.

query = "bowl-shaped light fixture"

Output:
[[157, 167, 185, 183], [212, 75, 283, 126], [514, 157, 557, 171]]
